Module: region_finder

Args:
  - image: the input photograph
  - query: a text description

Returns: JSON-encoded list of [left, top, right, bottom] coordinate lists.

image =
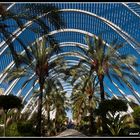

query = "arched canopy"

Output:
[[0, 3, 140, 115]]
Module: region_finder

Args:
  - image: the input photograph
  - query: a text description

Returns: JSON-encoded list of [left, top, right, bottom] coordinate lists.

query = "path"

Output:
[[55, 129, 87, 137]]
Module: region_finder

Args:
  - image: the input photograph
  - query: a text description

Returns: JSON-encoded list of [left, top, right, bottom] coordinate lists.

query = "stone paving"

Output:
[[55, 129, 87, 137]]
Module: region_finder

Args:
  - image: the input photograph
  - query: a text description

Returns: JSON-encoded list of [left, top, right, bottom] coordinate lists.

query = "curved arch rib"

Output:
[[1, 7, 140, 57], [122, 3, 140, 19], [2, 39, 140, 103]]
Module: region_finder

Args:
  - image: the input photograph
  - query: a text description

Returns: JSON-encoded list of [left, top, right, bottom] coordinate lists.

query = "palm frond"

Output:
[[6, 68, 27, 83]]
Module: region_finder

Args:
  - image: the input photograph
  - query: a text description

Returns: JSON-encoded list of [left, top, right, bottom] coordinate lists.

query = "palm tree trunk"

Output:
[[98, 75, 106, 135], [47, 108, 50, 122], [89, 96, 94, 134], [3, 111, 7, 137], [36, 81, 43, 136], [98, 75, 105, 102]]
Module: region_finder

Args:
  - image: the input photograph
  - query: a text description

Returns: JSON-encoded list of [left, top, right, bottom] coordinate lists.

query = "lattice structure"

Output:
[[0, 3, 140, 119]]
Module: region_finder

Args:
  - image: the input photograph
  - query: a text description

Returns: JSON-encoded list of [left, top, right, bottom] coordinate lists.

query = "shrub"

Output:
[[6, 122, 20, 136], [17, 121, 36, 136], [0, 127, 3, 136], [95, 99, 128, 116], [132, 106, 140, 126], [95, 99, 128, 136]]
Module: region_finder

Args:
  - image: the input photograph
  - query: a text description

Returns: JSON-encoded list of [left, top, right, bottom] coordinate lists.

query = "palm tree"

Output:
[[0, 3, 64, 67], [6, 37, 66, 136], [71, 73, 99, 131], [44, 93, 53, 123], [0, 94, 22, 136], [42, 84, 69, 135], [51, 90, 69, 132], [67, 35, 140, 102], [42, 77, 64, 123], [71, 93, 87, 126]]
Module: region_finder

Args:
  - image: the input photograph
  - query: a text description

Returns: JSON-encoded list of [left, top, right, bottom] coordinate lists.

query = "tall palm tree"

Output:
[[51, 90, 69, 131], [71, 73, 99, 130], [42, 77, 64, 123], [6, 37, 66, 136], [43, 85, 69, 134], [0, 3, 64, 67], [32, 79, 65, 136], [67, 35, 140, 102], [71, 90, 87, 126]]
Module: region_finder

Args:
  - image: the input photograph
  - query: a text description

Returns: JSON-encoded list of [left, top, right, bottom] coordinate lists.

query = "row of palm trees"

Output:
[[66, 35, 140, 134], [67, 35, 139, 102], [6, 36, 68, 136], [0, 3, 65, 136], [6, 35, 139, 136], [1, 3, 140, 136]]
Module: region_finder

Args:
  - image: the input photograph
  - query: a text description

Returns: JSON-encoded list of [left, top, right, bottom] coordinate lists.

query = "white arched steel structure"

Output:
[[0, 3, 140, 119]]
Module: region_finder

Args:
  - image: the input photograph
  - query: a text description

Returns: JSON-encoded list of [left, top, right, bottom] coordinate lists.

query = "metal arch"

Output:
[[1, 27, 139, 84], [0, 6, 51, 53], [6, 3, 16, 11], [59, 9, 140, 54], [1, 31, 139, 104], [49, 29, 140, 79], [0, 2, 139, 116], [49, 28, 139, 59], [2, 52, 87, 100], [0, 9, 139, 86], [122, 3, 140, 19], [23, 57, 137, 115], [61, 59, 137, 104], [1, 34, 140, 111], [20, 55, 88, 114], [6, 54, 140, 114], [1, 39, 140, 101], [59, 42, 88, 49], [1, 6, 140, 57], [22, 59, 136, 117], [52, 45, 140, 104], [66, 59, 137, 111]]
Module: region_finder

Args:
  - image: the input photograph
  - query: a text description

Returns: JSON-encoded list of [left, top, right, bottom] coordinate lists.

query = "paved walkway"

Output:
[[55, 129, 87, 137]]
